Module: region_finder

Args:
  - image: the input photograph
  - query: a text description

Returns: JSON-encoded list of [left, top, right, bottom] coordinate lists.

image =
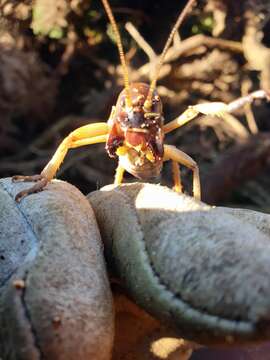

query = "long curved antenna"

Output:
[[144, 0, 197, 110], [101, 0, 132, 108]]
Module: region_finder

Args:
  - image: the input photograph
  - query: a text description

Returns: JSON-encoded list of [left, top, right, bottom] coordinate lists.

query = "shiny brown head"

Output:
[[106, 82, 164, 179]]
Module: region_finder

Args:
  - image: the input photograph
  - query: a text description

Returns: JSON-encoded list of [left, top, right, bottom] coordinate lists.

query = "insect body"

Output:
[[106, 83, 164, 180], [12, 0, 269, 202]]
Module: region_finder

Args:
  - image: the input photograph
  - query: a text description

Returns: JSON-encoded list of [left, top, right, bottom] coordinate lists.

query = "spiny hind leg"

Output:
[[12, 174, 44, 182], [13, 122, 109, 202], [163, 89, 268, 134], [12, 177, 49, 202], [164, 144, 201, 200]]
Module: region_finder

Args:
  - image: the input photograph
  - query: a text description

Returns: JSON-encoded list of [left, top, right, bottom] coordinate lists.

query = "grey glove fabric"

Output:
[[2, 178, 270, 359], [89, 182, 270, 345], [0, 178, 114, 360]]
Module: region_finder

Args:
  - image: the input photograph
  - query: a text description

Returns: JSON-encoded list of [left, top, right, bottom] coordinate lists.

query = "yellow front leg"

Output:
[[164, 144, 201, 201], [164, 90, 268, 134], [13, 122, 109, 201], [163, 103, 228, 134], [114, 163, 125, 185]]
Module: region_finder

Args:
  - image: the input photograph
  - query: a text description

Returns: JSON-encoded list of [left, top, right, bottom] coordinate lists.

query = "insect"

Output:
[[13, 0, 269, 202]]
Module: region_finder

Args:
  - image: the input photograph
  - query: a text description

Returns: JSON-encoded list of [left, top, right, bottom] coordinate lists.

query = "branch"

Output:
[[134, 33, 243, 81]]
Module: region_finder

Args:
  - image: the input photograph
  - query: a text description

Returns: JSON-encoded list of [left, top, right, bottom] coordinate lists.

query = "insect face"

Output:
[[106, 82, 164, 179]]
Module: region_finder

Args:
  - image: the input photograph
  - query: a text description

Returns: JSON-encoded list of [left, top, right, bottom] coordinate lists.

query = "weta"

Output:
[[13, 0, 268, 202]]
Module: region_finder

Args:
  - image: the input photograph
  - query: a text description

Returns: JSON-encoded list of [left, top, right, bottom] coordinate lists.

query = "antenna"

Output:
[[101, 0, 132, 108], [144, 0, 197, 111]]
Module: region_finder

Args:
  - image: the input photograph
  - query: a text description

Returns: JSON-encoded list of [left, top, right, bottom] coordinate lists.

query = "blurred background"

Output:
[[1, 0, 270, 210]]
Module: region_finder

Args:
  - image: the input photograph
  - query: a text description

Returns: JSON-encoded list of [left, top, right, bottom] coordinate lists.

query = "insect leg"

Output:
[[114, 163, 125, 185], [164, 90, 269, 134], [164, 144, 201, 200], [13, 123, 109, 201], [172, 160, 182, 193], [163, 107, 201, 134]]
